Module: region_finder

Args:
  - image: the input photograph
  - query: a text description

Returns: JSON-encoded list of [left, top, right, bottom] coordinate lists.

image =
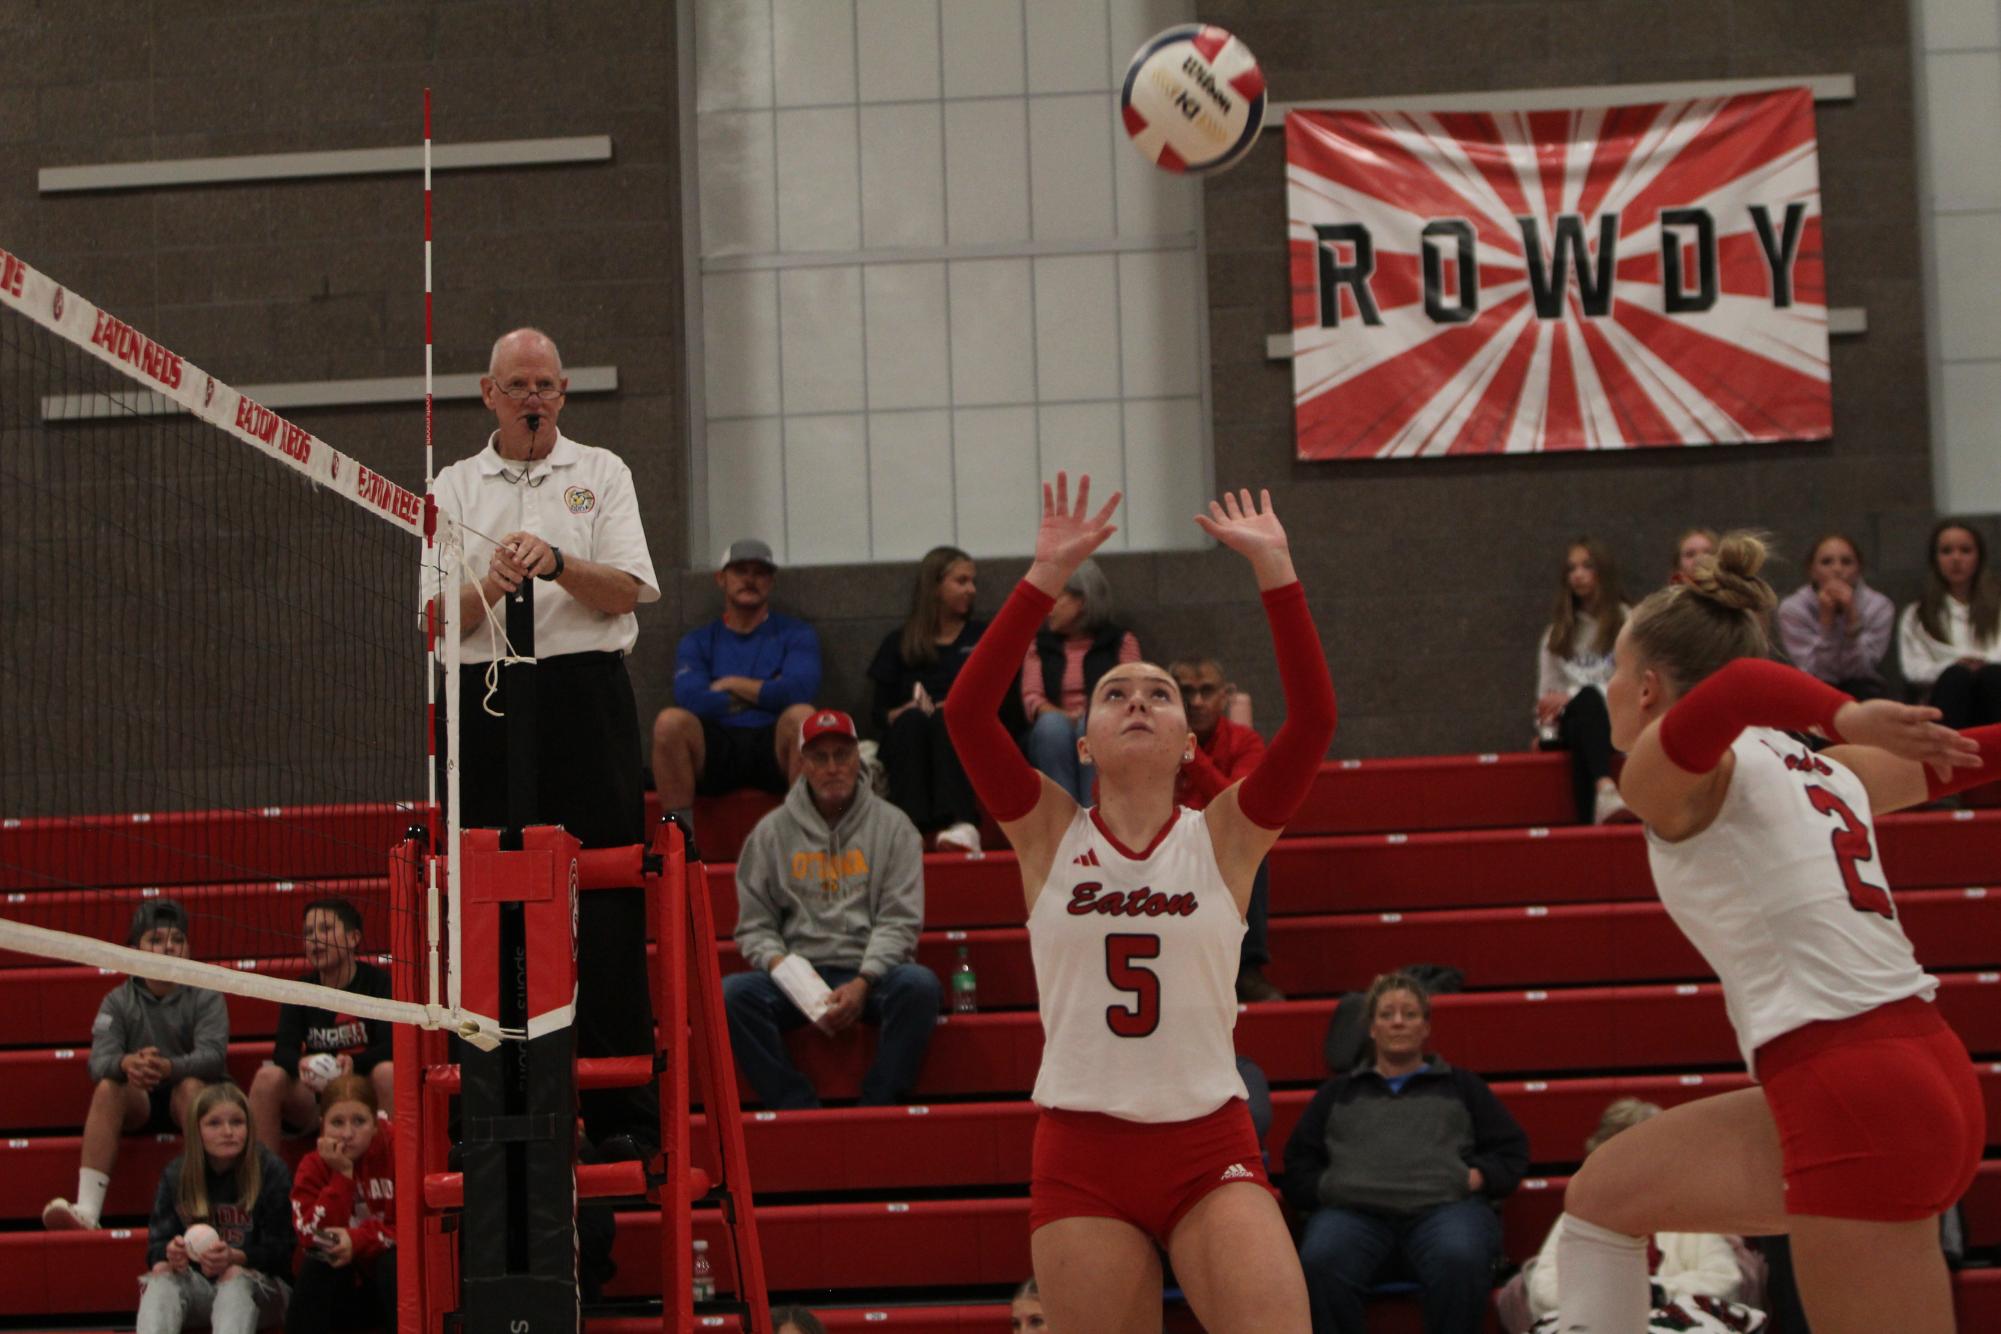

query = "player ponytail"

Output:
[[1626, 530, 1776, 694]]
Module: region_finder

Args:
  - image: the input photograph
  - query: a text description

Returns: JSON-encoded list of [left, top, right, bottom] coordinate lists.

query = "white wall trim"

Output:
[[1268, 74, 1855, 125], [42, 366, 619, 422], [38, 136, 614, 194]]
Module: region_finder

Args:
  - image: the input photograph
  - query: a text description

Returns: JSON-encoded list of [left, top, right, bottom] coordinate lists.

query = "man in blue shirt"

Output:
[[652, 538, 823, 835]]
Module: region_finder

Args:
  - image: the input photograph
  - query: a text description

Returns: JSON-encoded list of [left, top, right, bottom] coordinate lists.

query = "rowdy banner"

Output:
[[1286, 88, 1830, 459]]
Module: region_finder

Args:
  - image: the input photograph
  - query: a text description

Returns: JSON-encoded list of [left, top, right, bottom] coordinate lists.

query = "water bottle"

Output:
[[951, 945, 978, 1014], [692, 1238, 714, 1303]]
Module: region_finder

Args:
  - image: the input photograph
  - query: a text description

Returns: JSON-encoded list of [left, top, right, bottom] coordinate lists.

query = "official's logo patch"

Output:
[[564, 486, 596, 514]]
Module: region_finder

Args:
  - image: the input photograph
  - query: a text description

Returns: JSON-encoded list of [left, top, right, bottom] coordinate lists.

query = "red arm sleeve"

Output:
[[1237, 583, 1337, 830], [1926, 724, 2001, 801], [1656, 659, 1850, 774], [943, 581, 1055, 823]]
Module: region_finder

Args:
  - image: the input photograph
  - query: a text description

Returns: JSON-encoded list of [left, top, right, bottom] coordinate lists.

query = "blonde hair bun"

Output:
[[1684, 530, 1776, 616]]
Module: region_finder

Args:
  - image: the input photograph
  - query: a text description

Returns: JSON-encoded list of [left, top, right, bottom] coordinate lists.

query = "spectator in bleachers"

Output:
[[869, 545, 1007, 853], [1519, 1098, 1758, 1333], [1671, 529, 1717, 585], [1283, 970, 1530, 1334], [1020, 557, 1140, 804], [1898, 519, 2001, 730], [138, 1082, 294, 1334], [1011, 1277, 1048, 1331], [1170, 656, 1281, 1002], [1536, 538, 1632, 823], [653, 538, 822, 838], [286, 1075, 396, 1334], [723, 709, 940, 1108], [771, 1307, 826, 1334], [43, 901, 228, 1233], [1776, 534, 1894, 701], [249, 899, 392, 1153]]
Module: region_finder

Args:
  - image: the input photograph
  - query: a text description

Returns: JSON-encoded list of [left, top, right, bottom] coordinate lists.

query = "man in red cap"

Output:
[[722, 709, 941, 1108]]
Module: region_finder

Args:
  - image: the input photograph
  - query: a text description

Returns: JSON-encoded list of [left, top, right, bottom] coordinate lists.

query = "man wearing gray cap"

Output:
[[651, 538, 823, 837]]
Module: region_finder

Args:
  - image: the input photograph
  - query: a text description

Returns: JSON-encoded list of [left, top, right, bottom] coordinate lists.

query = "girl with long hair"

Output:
[[1536, 538, 1632, 822], [1670, 529, 1717, 585], [286, 1075, 397, 1334], [138, 1083, 293, 1333], [1897, 519, 2001, 730], [867, 544, 1003, 851], [1551, 533, 1994, 1333], [943, 474, 1336, 1333], [1776, 533, 1895, 700]]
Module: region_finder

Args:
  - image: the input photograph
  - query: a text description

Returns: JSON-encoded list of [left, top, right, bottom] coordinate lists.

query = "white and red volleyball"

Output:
[[1120, 24, 1267, 174]]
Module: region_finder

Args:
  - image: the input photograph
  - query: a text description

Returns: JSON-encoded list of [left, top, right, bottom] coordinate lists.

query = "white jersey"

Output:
[[1028, 807, 1248, 1123], [1646, 727, 1936, 1074]]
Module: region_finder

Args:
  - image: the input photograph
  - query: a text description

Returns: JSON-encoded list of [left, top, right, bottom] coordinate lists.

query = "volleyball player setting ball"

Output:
[[943, 474, 1335, 1333], [1552, 534, 1997, 1333]]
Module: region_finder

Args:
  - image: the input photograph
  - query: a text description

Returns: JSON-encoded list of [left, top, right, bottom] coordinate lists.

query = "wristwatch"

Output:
[[537, 547, 565, 581]]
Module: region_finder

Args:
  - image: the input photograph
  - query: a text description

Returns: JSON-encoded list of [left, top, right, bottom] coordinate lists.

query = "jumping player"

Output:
[[942, 475, 1335, 1333], [1552, 533, 1995, 1334]]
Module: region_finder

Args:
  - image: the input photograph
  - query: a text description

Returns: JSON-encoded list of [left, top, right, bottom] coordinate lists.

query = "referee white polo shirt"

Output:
[[432, 431, 661, 663]]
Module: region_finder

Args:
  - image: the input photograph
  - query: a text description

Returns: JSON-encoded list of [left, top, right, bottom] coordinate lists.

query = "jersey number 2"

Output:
[[1104, 934, 1161, 1037], [1806, 785, 1893, 919]]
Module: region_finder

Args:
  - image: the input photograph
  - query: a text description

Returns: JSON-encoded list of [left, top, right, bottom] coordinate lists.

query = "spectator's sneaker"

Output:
[[1594, 785, 1634, 824], [41, 1198, 97, 1231], [935, 822, 982, 853], [1235, 967, 1285, 1003]]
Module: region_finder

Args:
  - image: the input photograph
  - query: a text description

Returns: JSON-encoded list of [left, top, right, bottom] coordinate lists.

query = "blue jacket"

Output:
[[673, 613, 822, 728]]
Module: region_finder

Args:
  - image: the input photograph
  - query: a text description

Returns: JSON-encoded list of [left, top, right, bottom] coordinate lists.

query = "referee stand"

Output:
[[394, 572, 771, 1332]]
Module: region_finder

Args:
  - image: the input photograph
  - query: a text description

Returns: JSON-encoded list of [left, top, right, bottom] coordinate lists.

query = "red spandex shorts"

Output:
[[1029, 1098, 1271, 1244], [1755, 996, 1985, 1221]]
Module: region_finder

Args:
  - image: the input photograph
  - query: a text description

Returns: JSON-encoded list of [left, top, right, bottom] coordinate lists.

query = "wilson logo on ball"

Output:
[[1120, 24, 1267, 175]]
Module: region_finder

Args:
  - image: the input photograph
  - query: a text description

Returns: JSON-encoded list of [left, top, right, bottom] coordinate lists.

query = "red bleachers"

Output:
[[0, 756, 1994, 1329]]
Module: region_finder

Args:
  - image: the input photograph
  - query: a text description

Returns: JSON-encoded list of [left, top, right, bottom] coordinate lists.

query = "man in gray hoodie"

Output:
[[722, 708, 941, 1108], [43, 900, 230, 1231]]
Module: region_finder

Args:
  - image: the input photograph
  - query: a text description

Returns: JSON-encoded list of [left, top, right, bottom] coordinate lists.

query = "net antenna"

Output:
[[0, 244, 492, 1047]]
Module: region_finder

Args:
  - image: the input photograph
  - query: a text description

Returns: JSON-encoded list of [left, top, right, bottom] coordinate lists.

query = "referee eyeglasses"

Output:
[[493, 379, 566, 402]]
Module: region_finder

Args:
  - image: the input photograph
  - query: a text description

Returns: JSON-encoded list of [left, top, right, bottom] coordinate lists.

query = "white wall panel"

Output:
[[1028, 94, 1117, 241], [695, 0, 775, 111], [943, 100, 1032, 245], [702, 269, 783, 418], [1035, 402, 1128, 552], [858, 0, 944, 101], [1034, 255, 1120, 401], [948, 258, 1037, 405], [865, 263, 951, 409], [860, 103, 947, 248], [1026, 0, 1112, 93], [783, 414, 873, 564], [941, 0, 1027, 98], [868, 411, 957, 559], [1934, 214, 2001, 359], [1940, 362, 2001, 512], [953, 407, 1041, 555], [705, 418, 787, 557], [772, 0, 858, 106], [775, 108, 861, 252], [1119, 249, 1201, 397], [1121, 397, 1208, 551], [696, 111, 777, 256], [779, 266, 866, 413], [1925, 54, 2001, 210]]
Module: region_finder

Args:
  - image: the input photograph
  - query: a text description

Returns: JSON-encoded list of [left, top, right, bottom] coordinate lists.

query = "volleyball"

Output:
[[1120, 24, 1267, 174], [300, 1051, 341, 1093], [182, 1223, 220, 1260]]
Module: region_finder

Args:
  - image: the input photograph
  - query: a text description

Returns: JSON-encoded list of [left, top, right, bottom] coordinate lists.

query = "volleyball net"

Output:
[[0, 245, 473, 1036]]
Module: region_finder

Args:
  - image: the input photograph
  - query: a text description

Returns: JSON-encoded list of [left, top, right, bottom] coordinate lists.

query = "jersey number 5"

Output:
[[1104, 934, 1161, 1037], [1805, 785, 1893, 919]]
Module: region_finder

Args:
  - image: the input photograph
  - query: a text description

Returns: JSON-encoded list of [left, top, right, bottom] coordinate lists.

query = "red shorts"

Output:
[[1755, 996, 1985, 1221], [1030, 1099, 1270, 1245]]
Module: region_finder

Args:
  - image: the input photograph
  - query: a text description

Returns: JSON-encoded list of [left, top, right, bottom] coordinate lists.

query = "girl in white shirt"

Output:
[[1535, 538, 1631, 823], [1897, 520, 2001, 730]]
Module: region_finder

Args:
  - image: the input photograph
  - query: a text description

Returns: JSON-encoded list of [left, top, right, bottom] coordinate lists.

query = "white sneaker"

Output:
[[935, 821, 982, 853], [42, 1197, 97, 1231], [1593, 785, 1630, 825]]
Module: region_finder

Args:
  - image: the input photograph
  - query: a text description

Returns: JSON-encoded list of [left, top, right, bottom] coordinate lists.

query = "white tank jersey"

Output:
[[1645, 727, 1936, 1074], [1028, 806, 1249, 1122]]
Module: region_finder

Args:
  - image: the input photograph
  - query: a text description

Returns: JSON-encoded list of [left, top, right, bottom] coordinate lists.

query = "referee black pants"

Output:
[[452, 651, 660, 1147]]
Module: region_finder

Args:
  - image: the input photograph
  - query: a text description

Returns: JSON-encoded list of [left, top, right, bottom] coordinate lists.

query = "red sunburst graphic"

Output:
[[1286, 88, 1831, 459]]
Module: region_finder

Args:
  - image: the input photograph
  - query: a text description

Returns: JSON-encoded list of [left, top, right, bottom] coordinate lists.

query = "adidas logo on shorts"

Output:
[[1219, 1162, 1255, 1182]]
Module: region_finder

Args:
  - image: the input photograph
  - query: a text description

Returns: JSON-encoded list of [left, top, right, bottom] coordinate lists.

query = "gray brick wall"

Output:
[[0, 1, 1969, 819]]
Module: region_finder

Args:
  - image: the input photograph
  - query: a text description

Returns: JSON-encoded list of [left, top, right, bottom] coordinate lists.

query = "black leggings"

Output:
[[1930, 662, 2001, 730], [287, 1250, 396, 1333], [878, 707, 981, 832], [1560, 687, 1616, 823]]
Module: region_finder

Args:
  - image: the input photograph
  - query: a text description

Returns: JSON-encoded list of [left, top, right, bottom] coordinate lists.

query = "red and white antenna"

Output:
[[421, 86, 444, 1013]]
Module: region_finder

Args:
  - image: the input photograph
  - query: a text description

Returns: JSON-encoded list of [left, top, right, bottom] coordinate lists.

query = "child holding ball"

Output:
[[139, 1084, 294, 1333], [287, 1074, 398, 1334]]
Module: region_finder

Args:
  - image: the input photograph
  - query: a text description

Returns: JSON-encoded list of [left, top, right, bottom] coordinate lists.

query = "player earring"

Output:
[[1183, 751, 1193, 763]]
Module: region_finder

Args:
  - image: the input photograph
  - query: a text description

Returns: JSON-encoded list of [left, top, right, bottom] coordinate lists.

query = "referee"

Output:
[[432, 326, 660, 1155]]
